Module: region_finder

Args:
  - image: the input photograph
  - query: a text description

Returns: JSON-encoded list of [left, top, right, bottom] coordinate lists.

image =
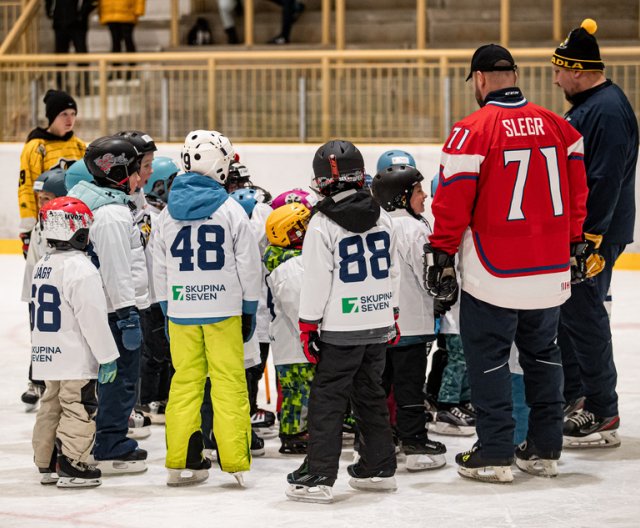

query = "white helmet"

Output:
[[181, 130, 235, 184]]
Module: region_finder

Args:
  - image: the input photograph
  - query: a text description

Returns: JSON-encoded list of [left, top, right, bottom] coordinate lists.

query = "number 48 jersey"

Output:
[[430, 88, 588, 309]]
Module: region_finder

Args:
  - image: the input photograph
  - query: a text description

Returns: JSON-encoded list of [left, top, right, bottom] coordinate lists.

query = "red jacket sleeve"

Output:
[[563, 125, 589, 243]]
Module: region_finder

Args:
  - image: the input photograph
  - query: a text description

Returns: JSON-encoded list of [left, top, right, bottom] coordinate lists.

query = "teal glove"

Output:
[[98, 360, 117, 384]]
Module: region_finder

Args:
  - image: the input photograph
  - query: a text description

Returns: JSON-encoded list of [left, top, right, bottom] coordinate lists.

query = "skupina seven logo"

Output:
[[341, 293, 392, 314], [172, 284, 226, 301]]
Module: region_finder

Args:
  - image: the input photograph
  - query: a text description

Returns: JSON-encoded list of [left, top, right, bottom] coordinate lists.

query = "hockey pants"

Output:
[[166, 317, 251, 472], [307, 341, 396, 479], [93, 313, 140, 460], [275, 363, 315, 436], [33, 379, 97, 468], [460, 291, 563, 459], [382, 342, 430, 442], [140, 303, 173, 405], [438, 334, 471, 404]]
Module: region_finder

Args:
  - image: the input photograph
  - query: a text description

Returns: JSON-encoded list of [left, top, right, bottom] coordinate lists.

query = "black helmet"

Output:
[[371, 164, 424, 213], [312, 140, 365, 197], [84, 136, 140, 193], [116, 130, 157, 158], [225, 161, 252, 191]]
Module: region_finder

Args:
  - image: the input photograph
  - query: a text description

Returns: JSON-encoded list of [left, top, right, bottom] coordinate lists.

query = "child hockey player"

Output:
[[286, 139, 399, 503], [138, 156, 180, 423], [371, 162, 447, 471], [31, 196, 119, 488], [20, 168, 68, 411], [264, 201, 314, 454], [153, 130, 261, 487], [68, 136, 149, 474]]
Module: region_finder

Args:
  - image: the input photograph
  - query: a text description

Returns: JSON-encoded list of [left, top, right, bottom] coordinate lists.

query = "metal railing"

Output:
[[0, 0, 39, 55], [0, 0, 22, 43], [1, 47, 639, 143]]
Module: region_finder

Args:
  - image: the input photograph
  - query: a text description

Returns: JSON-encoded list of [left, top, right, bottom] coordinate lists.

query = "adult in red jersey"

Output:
[[424, 44, 590, 483]]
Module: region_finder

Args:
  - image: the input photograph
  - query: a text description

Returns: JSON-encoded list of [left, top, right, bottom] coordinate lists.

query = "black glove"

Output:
[[434, 297, 453, 317], [423, 243, 459, 312], [242, 313, 256, 343]]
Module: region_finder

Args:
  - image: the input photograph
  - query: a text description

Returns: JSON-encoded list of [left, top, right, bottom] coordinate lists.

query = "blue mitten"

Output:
[[98, 360, 118, 384], [116, 310, 142, 351]]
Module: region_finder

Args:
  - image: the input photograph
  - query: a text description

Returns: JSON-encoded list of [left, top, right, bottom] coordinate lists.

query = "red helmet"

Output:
[[39, 197, 93, 250]]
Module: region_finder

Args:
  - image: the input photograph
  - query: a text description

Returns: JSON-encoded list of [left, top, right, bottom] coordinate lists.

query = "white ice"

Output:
[[0, 254, 638, 528]]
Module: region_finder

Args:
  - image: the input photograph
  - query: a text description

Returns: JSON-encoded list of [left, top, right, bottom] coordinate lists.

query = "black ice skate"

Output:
[[127, 409, 152, 440], [286, 459, 335, 503], [56, 455, 101, 488], [251, 429, 265, 457], [167, 458, 211, 487], [563, 410, 621, 448], [434, 406, 476, 436], [279, 432, 308, 455], [21, 382, 43, 412], [251, 409, 277, 438], [562, 396, 585, 418], [455, 446, 514, 483], [402, 436, 447, 471], [347, 462, 397, 492], [91, 448, 148, 475], [514, 440, 560, 478]]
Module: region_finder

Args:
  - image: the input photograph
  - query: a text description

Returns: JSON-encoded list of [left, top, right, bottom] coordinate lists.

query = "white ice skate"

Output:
[[39, 470, 59, 485], [140, 401, 166, 425], [21, 382, 43, 412], [405, 453, 446, 471], [563, 411, 621, 449], [433, 407, 476, 437], [89, 449, 148, 475], [232, 472, 246, 487], [286, 483, 334, 503], [127, 410, 151, 440], [167, 468, 209, 487], [251, 409, 278, 439], [515, 457, 558, 478], [402, 439, 447, 471], [203, 448, 217, 462], [347, 464, 397, 492], [563, 429, 620, 449], [56, 456, 101, 488], [456, 448, 514, 484]]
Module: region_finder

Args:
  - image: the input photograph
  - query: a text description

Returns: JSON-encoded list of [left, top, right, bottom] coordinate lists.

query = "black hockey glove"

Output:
[[434, 297, 453, 317], [242, 313, 256, 343], [423, 243, 459, 311]]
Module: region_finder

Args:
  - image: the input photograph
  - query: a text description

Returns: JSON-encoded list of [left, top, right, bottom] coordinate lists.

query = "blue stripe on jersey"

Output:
[[474, 232, 570, 275], [568, 154, 584, 161], [441, 173, 479, 186]]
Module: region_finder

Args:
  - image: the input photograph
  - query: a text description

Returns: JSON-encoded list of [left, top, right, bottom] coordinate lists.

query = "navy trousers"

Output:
[[558, 243, 624, 417], [93, 312, 140, 459], [460, 291, 563, 459]]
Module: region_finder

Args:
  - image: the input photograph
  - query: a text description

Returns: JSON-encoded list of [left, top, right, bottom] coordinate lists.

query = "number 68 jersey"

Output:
[[299, 197, 400, 343], [430, 87, 589, 310], [30, 251, 119, 380]]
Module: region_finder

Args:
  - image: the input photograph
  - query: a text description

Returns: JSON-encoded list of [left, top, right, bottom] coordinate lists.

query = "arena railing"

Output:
[[1, 47, 638, 143]]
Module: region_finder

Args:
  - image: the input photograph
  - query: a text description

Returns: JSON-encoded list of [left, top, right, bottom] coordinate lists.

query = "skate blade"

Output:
[[457, 465, 513, 483], [96, 459, 147, 475], [40, 472, 59, 485], [56, 476, 101, 488], [254, 426, 278, 439], [167, 468, 209, 487], [127, 427, 151, 440], [563, 430, 621, 449], [405, 453, 447, 471], [286, 484, 334, 503], [232, 472, 245, 487], [433, 422, 476, 437], [348, 476, 397, 492], [515, 458, 558, 478]]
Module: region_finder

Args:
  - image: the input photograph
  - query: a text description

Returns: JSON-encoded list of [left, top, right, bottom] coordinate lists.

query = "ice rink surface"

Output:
[[0, 254, 638, 528]]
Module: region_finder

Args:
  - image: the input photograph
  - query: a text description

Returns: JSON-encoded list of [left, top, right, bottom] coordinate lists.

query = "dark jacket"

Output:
[[45, 0, 96, 30], [565, 80, 638, 245]]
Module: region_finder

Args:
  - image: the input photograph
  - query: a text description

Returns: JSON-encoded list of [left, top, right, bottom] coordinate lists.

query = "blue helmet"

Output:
[[376, 149, 416, 174], [363, 173, 373, 189], [145, 157, 179, 203], [431, 173, 439, 198], [230, 188, 258, 218], [65, 159, 93, 191], [34, 168, 67, 198]]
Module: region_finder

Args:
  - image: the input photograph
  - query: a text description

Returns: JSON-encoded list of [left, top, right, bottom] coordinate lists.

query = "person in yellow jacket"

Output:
[[99, 0, 146, 54], [18, 89, 85, 257]]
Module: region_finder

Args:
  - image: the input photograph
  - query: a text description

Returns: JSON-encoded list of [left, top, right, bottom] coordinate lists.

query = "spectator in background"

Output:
[[267, 0, 305, 45], [46, 1, 96, 55], [187, 17, 214, 46], [99, 0, 145, 55], [217, 0, 243, 44]]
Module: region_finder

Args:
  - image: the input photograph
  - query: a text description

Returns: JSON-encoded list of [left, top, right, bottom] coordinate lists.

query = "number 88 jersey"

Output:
[[299, 208, 400, 337]]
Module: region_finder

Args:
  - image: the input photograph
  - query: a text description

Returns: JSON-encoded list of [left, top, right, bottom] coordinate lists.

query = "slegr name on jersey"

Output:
[[172, 283, 227, 301], [342, 292, 393, 314], [32, 346, 62, 362]]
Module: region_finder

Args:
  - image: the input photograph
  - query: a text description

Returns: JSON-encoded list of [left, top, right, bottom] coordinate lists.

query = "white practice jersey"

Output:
[[244, 334, 262, 369], [388, 209, 436, 336], [30, 250, 119, 380], [250, 202, 272, 343], [153, 198, 262, 319], [299, 207, 399, 339], [266, 255, 307, 366], [21, 223, 49, 303], [90, 202, 150, 312]]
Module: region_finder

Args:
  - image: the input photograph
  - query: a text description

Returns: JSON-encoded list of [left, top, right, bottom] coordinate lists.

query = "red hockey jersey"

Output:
[[430, 87, 588, 309]]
